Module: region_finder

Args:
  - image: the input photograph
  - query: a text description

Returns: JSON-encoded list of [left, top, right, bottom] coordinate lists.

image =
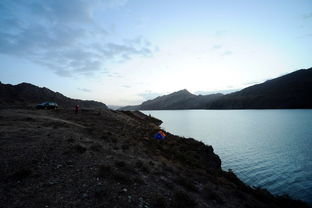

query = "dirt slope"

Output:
[[0, 109, 308, 208]]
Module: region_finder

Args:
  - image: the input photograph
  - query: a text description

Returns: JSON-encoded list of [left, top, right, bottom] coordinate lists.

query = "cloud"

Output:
[[215, 30, 227, 37], [77, 88, 91, 92], [107, 72, 122, 78], [222, 51, 233, 56], [305, 33, 312, 37], [303, 12, 312, 19], [103, 0, 128, 8], [299, 33, 312, 39], [0, 0, 154, 77], [211, 44, 222, 50]]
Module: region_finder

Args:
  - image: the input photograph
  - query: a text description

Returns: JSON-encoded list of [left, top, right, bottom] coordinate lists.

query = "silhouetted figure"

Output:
[[75, 105, 79, 114]]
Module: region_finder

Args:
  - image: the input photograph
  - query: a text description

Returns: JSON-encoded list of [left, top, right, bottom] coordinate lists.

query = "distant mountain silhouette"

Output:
[[119, 89, 222, 110], [120, 67, 312, 110], [206, 67, 312, 109], [0, 82, 108, 109]]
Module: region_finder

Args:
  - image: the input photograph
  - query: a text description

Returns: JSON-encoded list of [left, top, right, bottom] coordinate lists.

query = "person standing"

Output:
[[75, 105, 79, 114]]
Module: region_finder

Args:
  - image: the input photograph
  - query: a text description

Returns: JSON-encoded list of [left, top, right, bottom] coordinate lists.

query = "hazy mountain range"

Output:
[[0, 82, 108, 109], [1, 67, 311, 110], [120, 67, 312, 110]]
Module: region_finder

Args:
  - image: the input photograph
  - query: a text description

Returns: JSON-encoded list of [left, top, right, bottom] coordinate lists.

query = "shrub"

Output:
[[89, 143, 103, 152], [150, 193, 166, 208], [171, 191, 197, 208], [110, 137, 117, 143], [175, 176, 198, 192], [67, 138, 74, 143], [112, 171, 132, 185], [100, 135, 108, 140], [74, 144, 87, 154], [202, 185, 224, 204], [11, 168, 32, 180], [113, 145, 119, 150], [141, 164, 150, 173], [114, 160, 137, 174], [97, 165, 111, 178], [94, 187, 107, 199], [115, 161, 126, 168], [121, 143, 129, 151], [135, 160, 144, 168]]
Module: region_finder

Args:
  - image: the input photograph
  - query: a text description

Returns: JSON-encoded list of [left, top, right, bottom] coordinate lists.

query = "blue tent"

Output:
[[153, 131, 166, 139]]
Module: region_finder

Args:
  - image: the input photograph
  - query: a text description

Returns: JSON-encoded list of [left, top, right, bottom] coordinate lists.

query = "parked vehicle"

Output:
[[36, 102, 58, 109]]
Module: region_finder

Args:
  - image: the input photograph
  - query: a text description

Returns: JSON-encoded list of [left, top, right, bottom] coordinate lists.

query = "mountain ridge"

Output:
[[119, 89, 223, 110], [206, 68, 312, 109], [0, 82, 108, 109], [120, 67, 312, 110]]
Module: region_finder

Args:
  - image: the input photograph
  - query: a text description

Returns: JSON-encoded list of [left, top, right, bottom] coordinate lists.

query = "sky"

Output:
[[0, 0, 311, 106]]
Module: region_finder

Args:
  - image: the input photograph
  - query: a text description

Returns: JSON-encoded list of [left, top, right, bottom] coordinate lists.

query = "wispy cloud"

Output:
[[211, 44, 222, 50], [122, 85, 131, 88], [303, 12, 312, 19], [215, 30, 227, 37], [0, 0, 154, 77], [222, 50, 233, 56], [77, 88, 91, 92], [299, 33, 312, 39]]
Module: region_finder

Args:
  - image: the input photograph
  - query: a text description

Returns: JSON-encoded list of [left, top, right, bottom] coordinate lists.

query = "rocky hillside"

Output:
[[120, 67, 312, 110], [0, 108, 308, 208], [0, 82, 107, 109]]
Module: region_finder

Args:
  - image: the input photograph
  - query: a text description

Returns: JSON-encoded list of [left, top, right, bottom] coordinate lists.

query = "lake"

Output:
[[142, 110, 312, 205]]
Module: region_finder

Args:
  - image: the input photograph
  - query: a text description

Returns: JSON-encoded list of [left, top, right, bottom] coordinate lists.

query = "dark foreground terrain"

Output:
[[0, 108, 308, 208]]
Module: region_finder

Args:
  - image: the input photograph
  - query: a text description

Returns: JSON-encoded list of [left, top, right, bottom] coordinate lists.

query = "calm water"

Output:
[[142, 110, 312, 205]]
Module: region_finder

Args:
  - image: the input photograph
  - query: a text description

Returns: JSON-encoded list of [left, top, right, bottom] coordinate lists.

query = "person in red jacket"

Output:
[[75, 105, 79, 114]]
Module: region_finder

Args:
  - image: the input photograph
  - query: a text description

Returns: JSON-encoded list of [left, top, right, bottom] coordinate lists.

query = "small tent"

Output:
[[153, 130, 166, 139]]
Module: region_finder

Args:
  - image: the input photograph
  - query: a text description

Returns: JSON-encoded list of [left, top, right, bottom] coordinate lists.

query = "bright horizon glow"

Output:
[[0, 0, 311, 105]]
